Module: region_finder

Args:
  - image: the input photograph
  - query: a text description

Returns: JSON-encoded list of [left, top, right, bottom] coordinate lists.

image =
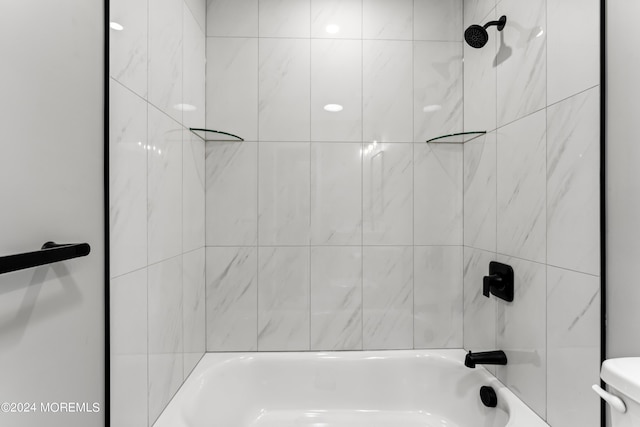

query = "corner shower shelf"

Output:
[[426, 131, 486, 144], [189, 128, 244, 142]]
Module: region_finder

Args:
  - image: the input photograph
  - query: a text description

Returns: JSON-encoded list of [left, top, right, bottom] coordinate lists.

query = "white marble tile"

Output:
[[258, 247, 310, 351], [185, 0, 206, 33], [362, 0, 413, 40], [547, 0, 599, 105], [183, 248, 205, 377], [258, 142, 310, 246], [109, 80, 148, 278], [414, 143, 463, 245], [496, 255, 546, 419], [496, 0, 546, 127], [464, 132, 497, 251], [206, 247, 258, 351], [414, 42, 463, 142], [463, 0, 495, 28], [110, 0, 147, 97], [148, 256, 184, 424], [414, 0, 463, 41], [259, 0, 311, 37], [311, 39, 362, 142], [206, 0, 258, 37], [363, 40, 413, 142], [206, 141, 258, 246], [363, 143, 413, 245], [497, 110, 546, 263], [207, 38, 258, 142], [311, 143, 362, 245], [310, 247, 362, 350], [463, 247, 496, 352], [547, 88, 600, 275], [183, 130, 205, 253], [148, 106, 183, 265], [414, 246, 463, 348], [182, 8, 206, 130], [463, 8, 497, 132], [259, 39, 311, 142], [311, 0, 362, 39], [149, 0, 183, 123], [363, 246, 413, 349], [110, 269, 147, 427], [546, 266, 600, 427]]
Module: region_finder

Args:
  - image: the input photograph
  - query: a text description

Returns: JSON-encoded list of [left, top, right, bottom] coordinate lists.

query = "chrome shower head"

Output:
[[464, 15, 507, 49]]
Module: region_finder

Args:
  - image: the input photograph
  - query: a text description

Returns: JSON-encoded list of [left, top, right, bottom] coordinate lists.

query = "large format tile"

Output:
[[259, 0, 311, 38], [206, 247, 258, 351], [414, 0, 462, 41], [110, 269, 147, 427], [496, 256, 546, 419], [259, 39, 311, 141], [207, 38, 258, 142], [310, 247, 363, 350], [206, 0, 258, 37], [185, 0, 206, 33], [363, 143, 413, 245], [496, 0, 546, 127], [182, 9, 206, 130], [497, 110, 546, 263], [258, 247, 310, 351], [463, 0, 495, 28], [311, 143, 362, 245], [363, 246, 413, 349], [149, 0, 183, 122], [148, 107, 183, 265], [414, 246, 463, 348], [363, 41, 413, 142], [183, 130, 205, 253], [547, 267, 600, 427], [148, 256, 183, 425], [258, 142, 310, 246], [463, 247, 496, 352], [109, 80, 147, 278], [464, 132, 497, 252], [183, 248, 205, 377], [206, 141, 258, 246], [362, 0, 413, 40], [311, 39, 362, 142], [414, 143, 463, 245], [311, 0, 362, 39], [110, 0, 147, 97], [547, 0, 599, 105], [547, 88, 600, 275], [414, 42, 463, 142]]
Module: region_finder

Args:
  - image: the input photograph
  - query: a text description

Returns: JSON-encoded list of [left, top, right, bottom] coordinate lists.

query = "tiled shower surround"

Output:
[[205, 0, 465, 353], [109, 0, 206, 425]]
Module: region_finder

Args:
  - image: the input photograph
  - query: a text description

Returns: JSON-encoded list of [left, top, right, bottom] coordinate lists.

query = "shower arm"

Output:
[[483, 16, 507, 31]]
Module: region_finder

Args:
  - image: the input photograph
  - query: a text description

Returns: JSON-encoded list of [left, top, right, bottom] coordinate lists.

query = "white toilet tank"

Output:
[[596, 358, 640, 426]]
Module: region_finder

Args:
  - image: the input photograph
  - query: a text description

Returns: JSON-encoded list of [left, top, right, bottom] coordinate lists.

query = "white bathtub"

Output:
[[154, 349, 549, 427]]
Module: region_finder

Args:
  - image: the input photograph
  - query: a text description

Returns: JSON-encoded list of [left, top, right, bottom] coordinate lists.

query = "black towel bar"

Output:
[[0, 242, 91, 275]]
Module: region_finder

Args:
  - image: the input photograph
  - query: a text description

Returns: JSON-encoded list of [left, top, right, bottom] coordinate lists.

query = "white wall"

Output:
[[204, 0, 465, 352], [109, 0, 207, 425], [606, 1, 640, 358], [462, 0, 601, 426], [0, 1, 104, 426]]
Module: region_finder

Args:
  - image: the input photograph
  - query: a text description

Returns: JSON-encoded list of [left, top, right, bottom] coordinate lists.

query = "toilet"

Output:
[[594, 358, 640, 426]]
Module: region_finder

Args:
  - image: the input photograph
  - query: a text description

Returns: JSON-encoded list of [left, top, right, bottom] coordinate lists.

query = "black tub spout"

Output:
[[464, 350, 507, 368]]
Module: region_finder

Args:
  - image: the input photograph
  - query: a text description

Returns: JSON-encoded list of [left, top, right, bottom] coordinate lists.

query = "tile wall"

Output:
[[109, 0, 206, 425], [462, 0, 601, 426], [205, 0, 465, 352]]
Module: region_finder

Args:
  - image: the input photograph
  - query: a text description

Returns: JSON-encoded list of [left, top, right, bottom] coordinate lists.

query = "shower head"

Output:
[[464, 15, 507, 49]]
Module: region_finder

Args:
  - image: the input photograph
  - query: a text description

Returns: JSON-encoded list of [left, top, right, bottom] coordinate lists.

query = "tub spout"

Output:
[[465, 350, 507, 368]]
